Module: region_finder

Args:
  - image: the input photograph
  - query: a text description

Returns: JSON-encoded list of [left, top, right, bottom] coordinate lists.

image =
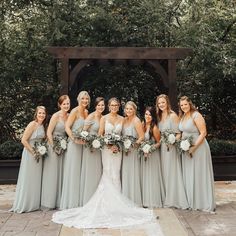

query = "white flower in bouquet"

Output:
[[33, 140, 48, 162], [92, 139, 101, 149], [80, 131, 89, 138], [180, 139, 191, 151], [38, 145, 47, 155], [142, 144, 152, 153], [124, 139, 132, 149], [168, 133, 176, 144], [60, 139, 67, 150], [114, 134, 121, 141], [104, 138, 109, 144]]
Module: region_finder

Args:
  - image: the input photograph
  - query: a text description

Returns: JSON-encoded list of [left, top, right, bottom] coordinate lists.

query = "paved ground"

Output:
[[0, 181, 235, 235]]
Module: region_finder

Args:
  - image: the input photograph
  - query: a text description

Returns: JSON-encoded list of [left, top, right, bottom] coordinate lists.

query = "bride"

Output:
[[52, 98, 162, 230]]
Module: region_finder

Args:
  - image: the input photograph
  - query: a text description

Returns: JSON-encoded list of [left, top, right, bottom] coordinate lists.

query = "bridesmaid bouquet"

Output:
[[87, 134, 105, 152], [161, 129, 176, 151], [177, 136, 193, 157], [33, 139, 48, 162], [104, 132, 122, 154], [73, 130, 91, 142], [121, 135, 137, 155], [53, 136, 68, 156], [138, 140, 157, 161]]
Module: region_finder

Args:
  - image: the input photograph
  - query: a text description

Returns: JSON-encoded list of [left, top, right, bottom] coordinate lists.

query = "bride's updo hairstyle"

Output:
[[77, 91, 91, 108], [178, 96, 197, 118], [124, 101, 137, 116], [58, 95, 70, 109]]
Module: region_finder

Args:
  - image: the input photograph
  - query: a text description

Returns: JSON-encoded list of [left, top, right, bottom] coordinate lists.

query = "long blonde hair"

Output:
[[178, 96, 197, 118], [155, 94, 172, 121]]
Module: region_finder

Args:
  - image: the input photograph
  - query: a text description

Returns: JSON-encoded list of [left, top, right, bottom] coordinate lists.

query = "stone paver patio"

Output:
[[0, 181, 235, 236]]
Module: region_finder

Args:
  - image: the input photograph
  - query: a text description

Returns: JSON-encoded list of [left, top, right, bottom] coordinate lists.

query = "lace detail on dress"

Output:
[[52, 119, 163, 232]]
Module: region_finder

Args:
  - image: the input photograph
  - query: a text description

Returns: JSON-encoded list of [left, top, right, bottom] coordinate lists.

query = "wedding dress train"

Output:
[[52, 120, 163, 234]]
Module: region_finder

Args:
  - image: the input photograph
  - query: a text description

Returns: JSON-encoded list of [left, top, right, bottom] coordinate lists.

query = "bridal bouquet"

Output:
[[177, 136, 193, 157], [53, 135, 68, 156], [87, 134, 105, 152], [161, 129, 176, 151], [121, 135, 137, 155], [138, 140, 157, 161], [104, 132, 122, 153], [33, 139, 48, 162]]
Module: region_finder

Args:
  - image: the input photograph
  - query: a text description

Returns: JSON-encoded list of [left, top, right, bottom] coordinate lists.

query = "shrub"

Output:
[[209, 138, 236, 156], [0, 140, 23, 160]]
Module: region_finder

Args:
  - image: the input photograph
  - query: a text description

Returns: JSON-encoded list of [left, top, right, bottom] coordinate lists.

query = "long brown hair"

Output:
[[33, 106, 48, 134], [156, 94, 172, 122], [143, 106, 157, 139], [178, 96, 197, 118]]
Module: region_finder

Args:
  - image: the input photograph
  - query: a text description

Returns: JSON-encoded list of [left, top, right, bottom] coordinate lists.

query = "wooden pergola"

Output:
[[47, 47, 192, 111]]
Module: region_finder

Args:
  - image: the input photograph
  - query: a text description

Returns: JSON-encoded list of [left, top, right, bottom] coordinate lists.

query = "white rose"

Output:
[[80, 131, 89, 138], [114, 134, 121, 141], [38, 145, 47, 155], [104, 138, 109, 144], [142, 144, 151, 153], [168, 134, 176, 144], [60, 139, 67, 150], [92, 139, 101, 149], [180, 140, 191, 151], [124, 139, 132, 149]]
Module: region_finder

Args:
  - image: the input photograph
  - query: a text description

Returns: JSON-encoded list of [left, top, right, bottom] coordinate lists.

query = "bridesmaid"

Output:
[[41, 95, 70, 209], [80, 97, 105, 206], [141, 107, 164, 208], [60, 91, 90, 209], [122, 101, 144, 206], [11, 106, 47, 213], [179, 96, 215, 212], [156, 94, 189, 209]]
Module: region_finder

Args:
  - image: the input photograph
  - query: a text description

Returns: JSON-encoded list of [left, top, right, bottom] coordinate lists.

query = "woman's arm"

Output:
[[46, 113, 58, 146], [21, 121, 36, 155], [65, 108, 77, 141], [189, 112, 207, 154], [170, 112, 181, 140], [98, 116, 105, 136], [153, 125, 161, 148], [134, 117, 144, 144]]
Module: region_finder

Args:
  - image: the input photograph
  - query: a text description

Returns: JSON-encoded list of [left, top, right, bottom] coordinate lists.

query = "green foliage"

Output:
[[0, 140, 23, 160], [0, 0, 235, 143], [209, 138, 236, 156]]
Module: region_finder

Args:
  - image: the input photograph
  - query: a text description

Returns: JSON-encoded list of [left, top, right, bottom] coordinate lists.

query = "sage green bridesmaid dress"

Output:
[[179, 111, 215, 212], [80, 119, 102, 206], [140, 130, 164, 207], [41, 120, 66, 209], [121, 124, 142, 206], [159, 114, 189, 209], [11, 125, 45, 213], [60, 117, 84, 209]]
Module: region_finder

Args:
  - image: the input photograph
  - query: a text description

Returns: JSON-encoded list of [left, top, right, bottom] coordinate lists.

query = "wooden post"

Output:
[[60, 58, 69, 95], [168, 59, 178, 112]]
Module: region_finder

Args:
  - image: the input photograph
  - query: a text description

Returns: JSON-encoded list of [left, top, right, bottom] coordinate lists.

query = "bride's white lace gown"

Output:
[[52, 120, 163, 231]]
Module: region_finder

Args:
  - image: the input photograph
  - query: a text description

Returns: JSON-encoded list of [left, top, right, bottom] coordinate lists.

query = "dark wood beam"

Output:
[[47, 47, 192, 60], [60, 58, 69, 95], [168, 59, 178, 112]]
